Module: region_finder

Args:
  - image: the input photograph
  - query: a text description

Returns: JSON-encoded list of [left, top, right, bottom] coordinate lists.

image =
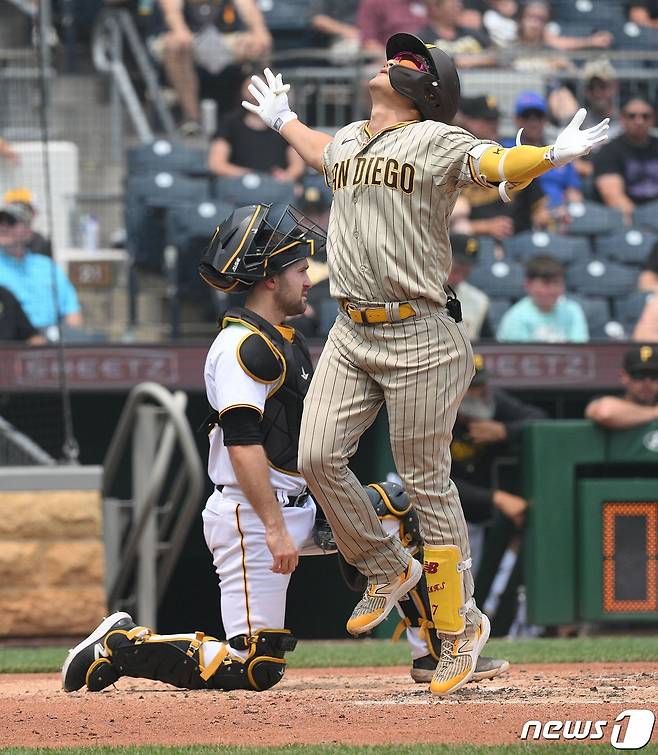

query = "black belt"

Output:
[[215, 484, 308, 507]]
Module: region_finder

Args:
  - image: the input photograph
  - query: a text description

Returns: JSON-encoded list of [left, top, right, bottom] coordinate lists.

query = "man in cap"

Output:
[[586, 345, 658, 429], [456, 95, 549, 240], [0, 203, 81, 331], [446, 233, 491, 340], [506, 92, 583, 210], [2, 188, 52, 257], [241, 34, 607, 695]]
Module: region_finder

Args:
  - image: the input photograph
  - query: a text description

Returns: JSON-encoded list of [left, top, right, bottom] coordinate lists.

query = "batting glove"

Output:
[[242, 67, 298, 133], [546, 108, 609, 167]]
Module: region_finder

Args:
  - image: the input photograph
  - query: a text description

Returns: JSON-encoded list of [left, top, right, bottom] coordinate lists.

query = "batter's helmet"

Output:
[[386, 33, 461, 124], [198, 203, 326, 293]]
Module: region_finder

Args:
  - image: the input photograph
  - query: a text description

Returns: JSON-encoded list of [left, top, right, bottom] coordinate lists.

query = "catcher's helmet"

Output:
[[386, 33, 461, 124], [198, 203, 326, 293]]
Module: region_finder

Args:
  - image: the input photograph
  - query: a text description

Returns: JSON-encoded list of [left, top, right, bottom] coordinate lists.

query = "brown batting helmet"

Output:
[[386, 33, 461, 124]]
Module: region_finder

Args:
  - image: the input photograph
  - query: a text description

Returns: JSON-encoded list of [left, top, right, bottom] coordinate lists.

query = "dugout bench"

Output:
[[524, 420, 658, 626]]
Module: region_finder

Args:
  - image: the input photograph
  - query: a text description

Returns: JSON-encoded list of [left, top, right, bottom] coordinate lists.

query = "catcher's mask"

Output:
[[385, 32, 461, 124], [198, 203, 327, 293]]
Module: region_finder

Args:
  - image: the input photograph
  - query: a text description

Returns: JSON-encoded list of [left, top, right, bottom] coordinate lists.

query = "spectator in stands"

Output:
[[0, 203, 82, 331], [515, 1, 612, 57], [451, 353, 546, 528], [208, 72, 305, 185], [0, 136, 18, 164], [459, 0, 488, 30], [506, 92, 583, 210], [497, 255, 589, 343], [310, 0, 360, 59], [480, 0, 518, 48], [357, 0, 429, 52], [568, 59, 622, 183], [151, 0, 272, 134], [417, 0, 497, 68], [594, 97, 658, 226], [634, 295, 658, 341], [2, 188, 52, 257], [454, 95, 549, 240], [581, 59, 622, 141], [585, 344, 658, 428], [447, 234, 491, 340], [628, 0, 658, 30], [0, 285, 45, 344], [639, 242, 658, 293]]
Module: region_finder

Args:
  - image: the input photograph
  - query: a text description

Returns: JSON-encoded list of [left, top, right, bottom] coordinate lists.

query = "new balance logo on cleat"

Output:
[[301, 367, 309, 380], [93, 643, 110, 661]]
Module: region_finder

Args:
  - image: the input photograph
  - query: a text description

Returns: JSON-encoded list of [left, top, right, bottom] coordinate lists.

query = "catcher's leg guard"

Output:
[[102, 627, 296, 692], [423, 544, 474, 635]]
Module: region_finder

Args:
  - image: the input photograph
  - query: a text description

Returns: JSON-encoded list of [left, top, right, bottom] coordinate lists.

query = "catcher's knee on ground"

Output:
[[90, 626, 297, 692]]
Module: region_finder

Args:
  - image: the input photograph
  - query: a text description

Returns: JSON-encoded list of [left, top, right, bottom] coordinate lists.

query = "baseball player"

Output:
[[61, 203, 505, 695], [242, 33, 609, 695], [62, 204, 326, 694]]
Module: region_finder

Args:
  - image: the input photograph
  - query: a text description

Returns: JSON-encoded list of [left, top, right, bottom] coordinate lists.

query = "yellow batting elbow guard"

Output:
[[470, 144, 553, 202]]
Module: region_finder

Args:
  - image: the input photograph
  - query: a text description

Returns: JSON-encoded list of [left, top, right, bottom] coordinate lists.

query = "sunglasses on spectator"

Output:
[[389, 52, 429, 73], [624, 111, 653, 120], [628, 370, 658, 381], [0, 213, 17, 226]]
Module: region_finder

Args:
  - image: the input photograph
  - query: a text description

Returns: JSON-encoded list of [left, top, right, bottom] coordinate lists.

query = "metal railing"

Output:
[[102, 381, 205, 628], [0, 415, 56, 466], [91, 8, 176, 156]]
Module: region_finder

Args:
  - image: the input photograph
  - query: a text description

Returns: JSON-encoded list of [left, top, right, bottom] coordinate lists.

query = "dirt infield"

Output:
[[1, 663, 657, 749]]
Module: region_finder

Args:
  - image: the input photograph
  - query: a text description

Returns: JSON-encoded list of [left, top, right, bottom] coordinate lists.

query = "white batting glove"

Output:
[[242, 67, 298, 133], [546, 108, 609, 167]]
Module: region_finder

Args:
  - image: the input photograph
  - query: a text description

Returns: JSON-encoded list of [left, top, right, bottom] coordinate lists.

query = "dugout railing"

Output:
[[102, 381, 204, 628]]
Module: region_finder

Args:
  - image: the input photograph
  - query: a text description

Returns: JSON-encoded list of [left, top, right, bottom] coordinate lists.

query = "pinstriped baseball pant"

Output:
[[298, 304, 482, 629]]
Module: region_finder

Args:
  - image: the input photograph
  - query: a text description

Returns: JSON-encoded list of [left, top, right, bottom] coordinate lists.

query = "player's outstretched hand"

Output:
[[548, 108, 609, 166], [242, 67, 298, 133], [266, 523, 300, 574]]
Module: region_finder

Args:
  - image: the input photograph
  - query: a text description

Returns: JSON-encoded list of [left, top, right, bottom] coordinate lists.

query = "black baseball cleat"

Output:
[[62, 612, 137, 692]]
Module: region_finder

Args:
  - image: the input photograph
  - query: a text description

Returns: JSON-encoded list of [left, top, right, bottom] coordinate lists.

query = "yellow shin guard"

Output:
[[423, 544, 471, 635]]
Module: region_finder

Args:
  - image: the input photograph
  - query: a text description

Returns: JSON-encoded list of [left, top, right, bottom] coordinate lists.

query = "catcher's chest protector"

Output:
[[221, 306, 313, 474]]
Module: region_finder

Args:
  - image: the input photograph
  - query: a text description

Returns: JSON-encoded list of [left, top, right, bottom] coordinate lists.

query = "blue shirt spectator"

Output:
[[496, 295, 589, 342], [503, 92, 582, 209], [496, 255, 589, 342], [0, 203, 81, 329]]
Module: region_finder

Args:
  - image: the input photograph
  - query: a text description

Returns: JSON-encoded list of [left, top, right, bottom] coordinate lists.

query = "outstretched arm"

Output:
[[242, 68, 334, 173], [469, 109, 609, 201]]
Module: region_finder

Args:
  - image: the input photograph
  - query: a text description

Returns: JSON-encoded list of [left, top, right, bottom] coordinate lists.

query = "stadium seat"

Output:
[[467, 260, 526, 299], [126, 140, 209, 176], [572, 296, 624, 340], [552, 0, 624, 27], [612, 22, 658, 51], [566, 201, 624, 236], [634, 200, 658, 232], [613, 290, 655, 328], [302, 171, 333, 210], [124, 174, 213, 270], [503, 231, 591, 266], [168, 200, 234, 249], [594, 228, 657, 265], [258, 0, 310, 30], [566, 259, 639, 297], [486, 298, 512, 330], [214, 174, 297, 208], [471, 235, 497, 265], [318, 298, 339, 336]]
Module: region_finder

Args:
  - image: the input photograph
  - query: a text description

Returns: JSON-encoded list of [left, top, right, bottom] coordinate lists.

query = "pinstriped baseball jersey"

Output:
[[322, 119, 495, 305]]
